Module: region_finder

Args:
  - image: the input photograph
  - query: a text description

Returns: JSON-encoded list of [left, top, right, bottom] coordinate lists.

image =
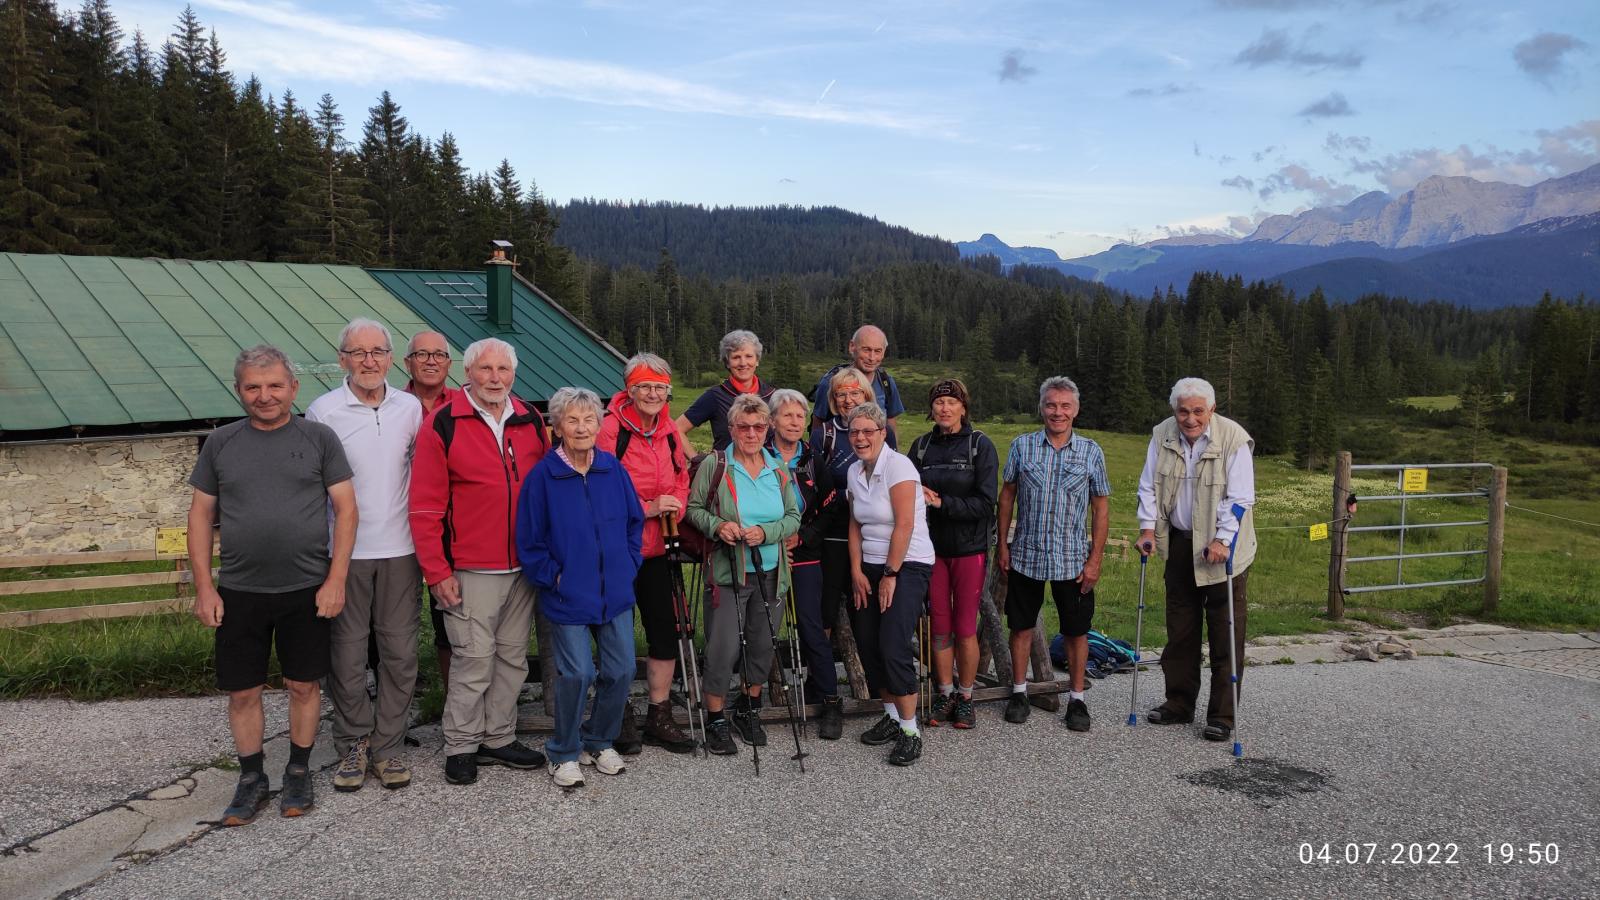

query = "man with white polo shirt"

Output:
[[306, 318, 425, 791]]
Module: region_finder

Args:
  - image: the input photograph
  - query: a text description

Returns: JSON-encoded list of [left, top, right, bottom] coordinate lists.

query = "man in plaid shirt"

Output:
[[996, 376, 1111, 732]]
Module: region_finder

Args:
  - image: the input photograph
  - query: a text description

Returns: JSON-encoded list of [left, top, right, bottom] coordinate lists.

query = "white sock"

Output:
[[1069, 690, 1085, 702], [939, 683, 954, 696], [884, 702, 899, 721], [1012, 683, 1028, 694], [901, 715, 920, 736], [959, 683, 975, 698]]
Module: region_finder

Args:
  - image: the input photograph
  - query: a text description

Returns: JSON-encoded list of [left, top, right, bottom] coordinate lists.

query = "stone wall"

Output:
[[0, 436, 199, 555]]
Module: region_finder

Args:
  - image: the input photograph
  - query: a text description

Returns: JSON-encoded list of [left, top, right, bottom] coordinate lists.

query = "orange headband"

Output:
[[626, 367, 671, 390]]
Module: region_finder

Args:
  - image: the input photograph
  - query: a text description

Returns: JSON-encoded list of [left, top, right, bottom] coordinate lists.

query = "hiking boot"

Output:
[[444, 753, 477, 785], [333, 737, 369, 793], [614, 702, 644, 756], [1064, 698, 1091, 732], [817, 696, 844, 741], [731, 702, 768, 747], [1204, 722, 1232, 742], [279, 763, 314, 817], [887, 729, 923, 767], [221, 771, 268, 827], [951, 694, 976, 730], [642, 700, 696, 754], [1148, 706, 1194, 725], [926, 692, 958, 727], [860, 713, 901, 746], [579, 747, 627, 775], [1003, 692, 1031, 724], [704, 718, 738, 755], [476, 740, 546, 770], [369, 756, 411, 790], [548, 759, 585, 788]]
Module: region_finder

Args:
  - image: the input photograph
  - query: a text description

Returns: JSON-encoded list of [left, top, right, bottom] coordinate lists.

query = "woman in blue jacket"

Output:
[[516, 387, 644, 789]]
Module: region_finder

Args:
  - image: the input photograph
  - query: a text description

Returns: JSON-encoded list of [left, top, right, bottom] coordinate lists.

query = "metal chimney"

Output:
[[486, 240, 514, 328]]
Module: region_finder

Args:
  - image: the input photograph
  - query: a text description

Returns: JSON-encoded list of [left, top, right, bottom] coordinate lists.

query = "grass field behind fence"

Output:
[[2, 379, 1595, 700]]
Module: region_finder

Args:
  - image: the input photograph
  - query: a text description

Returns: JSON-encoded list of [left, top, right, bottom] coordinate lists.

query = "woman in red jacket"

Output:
[[597, 353, 695, 754]]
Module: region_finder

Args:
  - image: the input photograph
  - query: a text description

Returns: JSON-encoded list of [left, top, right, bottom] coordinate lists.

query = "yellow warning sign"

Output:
[[156, 527, 187, 555], [1401, 468, 1429, 493], [1308, 522, 1329, 541]]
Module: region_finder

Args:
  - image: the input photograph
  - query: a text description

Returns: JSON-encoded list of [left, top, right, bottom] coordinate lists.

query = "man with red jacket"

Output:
[[409, 338, 549, 785], [597, 353, 695, 754]]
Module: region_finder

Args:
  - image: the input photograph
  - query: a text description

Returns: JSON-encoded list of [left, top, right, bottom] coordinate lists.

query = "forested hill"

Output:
[[554, 201, 958, 280]]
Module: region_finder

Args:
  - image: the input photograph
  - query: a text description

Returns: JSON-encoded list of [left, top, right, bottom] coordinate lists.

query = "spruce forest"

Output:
[[2, 0, 1597, 459]]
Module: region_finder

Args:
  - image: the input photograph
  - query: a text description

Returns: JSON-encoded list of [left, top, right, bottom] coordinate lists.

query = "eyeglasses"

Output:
[[406, 350, 450, 363], [632, 384, 670, 395], [848, 427, 881, 438], [340, 348, 392, 360], [732, 423, 769, 433]]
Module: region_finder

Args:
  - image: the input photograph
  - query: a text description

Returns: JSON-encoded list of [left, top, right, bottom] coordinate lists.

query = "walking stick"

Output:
[[727, 543, 761, 776], [663, 517, 707, 756], [1223, 503, 1246, 758], [918, 612, 932, 723], [783, 579, 808, 732], [750, 547, 808, 771], [1126, 549, 1148, 728]]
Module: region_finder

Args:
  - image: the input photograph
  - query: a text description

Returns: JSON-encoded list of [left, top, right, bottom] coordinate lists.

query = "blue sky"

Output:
[[113, 0, 1599, 258]]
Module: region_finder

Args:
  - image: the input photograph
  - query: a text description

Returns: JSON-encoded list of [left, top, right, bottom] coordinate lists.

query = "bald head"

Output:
[[849, 325, 887, 377]]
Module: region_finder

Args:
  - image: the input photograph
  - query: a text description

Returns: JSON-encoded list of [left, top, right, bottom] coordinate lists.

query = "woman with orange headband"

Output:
[[598, 353, 695, 755]]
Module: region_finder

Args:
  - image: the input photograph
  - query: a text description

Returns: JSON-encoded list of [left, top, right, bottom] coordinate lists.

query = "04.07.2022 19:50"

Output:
[[1297, 842, 1562, 865]]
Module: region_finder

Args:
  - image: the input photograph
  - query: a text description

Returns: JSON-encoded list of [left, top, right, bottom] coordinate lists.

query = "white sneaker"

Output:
[[578, 748, 626, 775], [548, 759, 585, 788]]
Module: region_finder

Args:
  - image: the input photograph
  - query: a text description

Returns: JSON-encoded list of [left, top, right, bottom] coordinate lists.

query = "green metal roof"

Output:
[[0, 254, 457, 434], [368, 269, 624, 403]]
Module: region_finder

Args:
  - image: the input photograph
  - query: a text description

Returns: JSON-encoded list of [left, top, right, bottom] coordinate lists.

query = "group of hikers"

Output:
[[187, 319, 1256, 826]]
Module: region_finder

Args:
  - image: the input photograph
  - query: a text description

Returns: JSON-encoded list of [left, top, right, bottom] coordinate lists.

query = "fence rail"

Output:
[[0, 545, 210, 628]]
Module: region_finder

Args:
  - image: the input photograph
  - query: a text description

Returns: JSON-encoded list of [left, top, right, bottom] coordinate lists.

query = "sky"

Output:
[[111, 0, 1600, 258]]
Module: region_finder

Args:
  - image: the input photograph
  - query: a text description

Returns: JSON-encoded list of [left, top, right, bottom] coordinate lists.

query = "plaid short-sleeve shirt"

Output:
[[1002, 430, 1111, 582]]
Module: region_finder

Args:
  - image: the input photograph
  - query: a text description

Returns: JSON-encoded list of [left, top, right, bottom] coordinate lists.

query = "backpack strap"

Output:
[[612, 426, 632, 463], [910, 432, 930, 468]]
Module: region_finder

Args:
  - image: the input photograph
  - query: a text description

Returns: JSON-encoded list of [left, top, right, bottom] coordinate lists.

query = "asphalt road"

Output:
[[26, 655, 1589, 900]]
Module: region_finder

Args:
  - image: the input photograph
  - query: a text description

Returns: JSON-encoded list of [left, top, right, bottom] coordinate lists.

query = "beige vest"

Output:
[[1151, 413, 1256, 586]]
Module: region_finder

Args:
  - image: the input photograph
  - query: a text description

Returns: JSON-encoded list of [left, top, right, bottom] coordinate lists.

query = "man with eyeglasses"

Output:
[[306, 319, 425, 791], [403, 330, 460, 691], [811, 325, 904, 447]]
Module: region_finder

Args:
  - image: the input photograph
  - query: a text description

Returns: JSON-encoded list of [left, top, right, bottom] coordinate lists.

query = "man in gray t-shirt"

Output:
[[187, 345, 357, 826]]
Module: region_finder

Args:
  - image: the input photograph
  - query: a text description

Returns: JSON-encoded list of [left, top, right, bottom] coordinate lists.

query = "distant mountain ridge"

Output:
[[953, 234, 1098, 279]]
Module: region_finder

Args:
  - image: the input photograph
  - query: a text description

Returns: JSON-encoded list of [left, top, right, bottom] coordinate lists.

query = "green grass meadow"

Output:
[[2, 375, 1594, 700]]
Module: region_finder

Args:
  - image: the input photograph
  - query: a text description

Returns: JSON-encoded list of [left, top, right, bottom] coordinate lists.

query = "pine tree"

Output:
[[358, 90, 409, 265], [961, 313, 999, 422], [1296, 354, 1337, 470], [305, 93, 374, 263]]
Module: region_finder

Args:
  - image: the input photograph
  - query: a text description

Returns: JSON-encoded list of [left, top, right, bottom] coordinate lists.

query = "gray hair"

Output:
[[768, 388, 809, 419], [233, 345, 296, 384], [1038, 376, 1080, 415], [727, 392, 771, 424], [718, 329, 764, 365], [547, 386, 604, 424], [463, 337, 517, 372], [846, 401, 887, 431], [1169, 377, 1217, 410], [406, 330, 448, 355], [826, 366, 871, 415], [338, 318, 391, 353], [850, 324, 887, 346], [624, 352, 672, 383]]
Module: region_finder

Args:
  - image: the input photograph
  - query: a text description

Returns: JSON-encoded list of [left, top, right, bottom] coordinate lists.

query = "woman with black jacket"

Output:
[[907, 379, 999, 730], [766, 389, 845, 740]]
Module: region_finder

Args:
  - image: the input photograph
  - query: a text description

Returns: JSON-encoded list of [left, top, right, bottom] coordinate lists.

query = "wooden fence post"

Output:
[[1484, 465, 1507, 614], [1328, 450, 1352, 620]]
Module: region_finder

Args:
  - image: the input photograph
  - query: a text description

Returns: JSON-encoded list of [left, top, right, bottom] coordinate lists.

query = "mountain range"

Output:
[[957, 164, 1600, 307]]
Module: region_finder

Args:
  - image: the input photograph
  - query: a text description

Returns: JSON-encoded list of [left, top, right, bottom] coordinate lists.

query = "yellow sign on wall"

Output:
[[1401, 468, 1429, 493], [156, 527, 188, 554], [1308, 523, 1329, 541]]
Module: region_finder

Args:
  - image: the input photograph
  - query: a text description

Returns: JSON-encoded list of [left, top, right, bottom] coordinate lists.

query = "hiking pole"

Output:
[[728, 544, 760, 777], [783, 578, 808, 734], [664, 518, 707, 756], [1126, 548, 1149, 728], [1223, 503, 1246, 758], [917, 612, 932, 723], [751, 547, 808, 771]]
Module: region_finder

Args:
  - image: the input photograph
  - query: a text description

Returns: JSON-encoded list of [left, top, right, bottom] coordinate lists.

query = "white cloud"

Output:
[[375, 0, 451, 21], [1344, 121, 1600, 191]]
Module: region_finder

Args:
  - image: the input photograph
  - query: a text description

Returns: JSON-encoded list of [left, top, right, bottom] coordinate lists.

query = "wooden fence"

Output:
[[0, 548, 206, 628]]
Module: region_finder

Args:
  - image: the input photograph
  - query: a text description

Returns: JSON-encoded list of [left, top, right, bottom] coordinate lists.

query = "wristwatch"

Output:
[[883, 566, 900, 578]]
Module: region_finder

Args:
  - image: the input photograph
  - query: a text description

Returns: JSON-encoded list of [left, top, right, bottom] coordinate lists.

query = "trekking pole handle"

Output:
[[1225, 503, 1246, 576]]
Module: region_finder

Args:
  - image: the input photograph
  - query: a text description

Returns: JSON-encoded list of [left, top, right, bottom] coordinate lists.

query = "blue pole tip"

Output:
[[1232, 742, 1243, 757], [1126, 713, 1138, 726]]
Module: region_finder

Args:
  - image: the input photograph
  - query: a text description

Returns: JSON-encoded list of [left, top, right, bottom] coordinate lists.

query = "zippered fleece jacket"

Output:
[[597, 390, 689, 560], [408, 393, 548, 587], [516, 449, 644, 626]]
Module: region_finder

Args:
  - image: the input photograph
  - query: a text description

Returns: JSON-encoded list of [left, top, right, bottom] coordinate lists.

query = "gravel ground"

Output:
[[33, 657, 1600, 898], [0, 694, 288, 850]]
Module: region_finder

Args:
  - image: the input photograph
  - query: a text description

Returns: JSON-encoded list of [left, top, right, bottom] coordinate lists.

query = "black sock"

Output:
[[708, 711, 727, 725], [288, 742, 313, 767], [747, 693, 762, 709], [239, 751, 264, 776]]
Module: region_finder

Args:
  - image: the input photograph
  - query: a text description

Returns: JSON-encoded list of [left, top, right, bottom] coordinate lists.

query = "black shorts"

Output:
[[635, 555, 684, 661], [1006, 569, 1095, 637], [215, 586, 331, 691]]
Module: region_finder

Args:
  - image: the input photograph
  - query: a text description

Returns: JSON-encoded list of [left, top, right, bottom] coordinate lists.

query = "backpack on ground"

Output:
[[1052, 629, 1138, 678]]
